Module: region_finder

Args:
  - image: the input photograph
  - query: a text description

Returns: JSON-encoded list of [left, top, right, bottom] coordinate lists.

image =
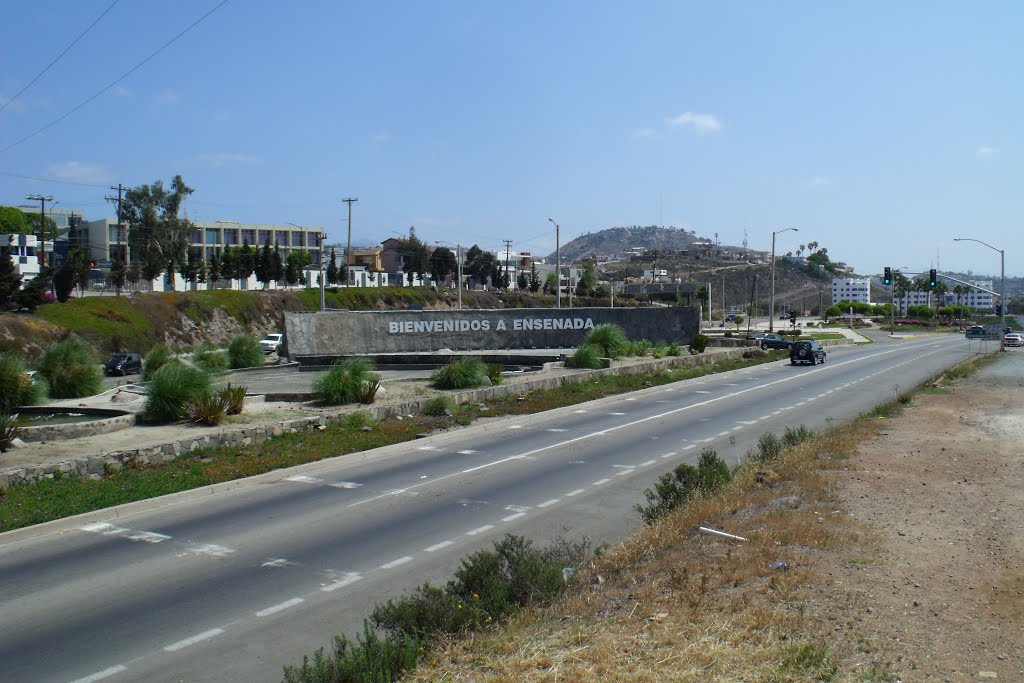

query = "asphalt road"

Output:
[[0, 335, 982, 683]]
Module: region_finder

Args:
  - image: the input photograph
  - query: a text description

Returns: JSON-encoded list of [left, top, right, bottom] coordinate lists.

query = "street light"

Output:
[[547, 218, 560, 309], [435, 240, 462, 310], [954, 237, 1005, 350], [768, 227, 798, 332], [288, 223, 325, 311]]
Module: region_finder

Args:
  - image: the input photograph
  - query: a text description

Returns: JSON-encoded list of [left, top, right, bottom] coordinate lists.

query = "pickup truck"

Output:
[[259, 333, 284, 354]]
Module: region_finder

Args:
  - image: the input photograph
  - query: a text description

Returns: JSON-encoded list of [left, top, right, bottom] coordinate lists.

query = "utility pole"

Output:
[[341, 197, 358, 286], [26, 194, 54, 273], [105, 183, 126, 264], [502, 239, 512, 290], [548, 218, 560, 308]]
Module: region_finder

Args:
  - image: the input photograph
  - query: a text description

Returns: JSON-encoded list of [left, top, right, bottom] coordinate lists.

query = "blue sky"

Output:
[[1, 1, 1021, 277]]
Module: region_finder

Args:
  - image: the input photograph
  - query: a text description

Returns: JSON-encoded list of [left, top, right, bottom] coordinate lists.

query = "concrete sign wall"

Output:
[[285, 307, 702, 357]]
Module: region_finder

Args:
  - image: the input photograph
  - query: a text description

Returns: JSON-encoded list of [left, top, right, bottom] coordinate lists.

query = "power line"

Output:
[[0, 0, 231, 156], [0, 0, 121, 114], [0, 170, 110, 188]]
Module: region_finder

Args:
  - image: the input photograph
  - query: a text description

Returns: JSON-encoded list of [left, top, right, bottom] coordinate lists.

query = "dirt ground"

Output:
[[816, 352, 1024, 680]]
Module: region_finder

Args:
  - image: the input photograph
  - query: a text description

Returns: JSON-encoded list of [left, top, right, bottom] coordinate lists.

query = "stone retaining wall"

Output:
[[0, 348, 751, 490]]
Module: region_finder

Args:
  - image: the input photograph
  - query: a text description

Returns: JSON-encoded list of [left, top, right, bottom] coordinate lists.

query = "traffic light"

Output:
[[883, 266, 892, 285], [929, 269, 937, 287]]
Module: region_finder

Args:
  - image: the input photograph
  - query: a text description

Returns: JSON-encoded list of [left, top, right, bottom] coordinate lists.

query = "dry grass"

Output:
[[408, 419, 892, 682]]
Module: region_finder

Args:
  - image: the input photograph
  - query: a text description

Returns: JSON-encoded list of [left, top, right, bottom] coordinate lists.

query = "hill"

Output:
[[548, 225, 702, 262]]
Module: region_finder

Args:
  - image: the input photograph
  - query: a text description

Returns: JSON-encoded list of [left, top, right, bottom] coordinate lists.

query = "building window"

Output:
[[276, 231, 288, 246], [242, 229, 256, 246], [259, 230, 272, 245], [223, 229, 239, 246], [291, 232, 304, 247], [205, 228, 220, 245]]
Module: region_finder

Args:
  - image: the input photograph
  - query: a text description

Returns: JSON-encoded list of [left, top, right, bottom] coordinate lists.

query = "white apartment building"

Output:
[[1, 233, 41, 280], [893, 280, 994, 314], [831, 277, 871, 305]]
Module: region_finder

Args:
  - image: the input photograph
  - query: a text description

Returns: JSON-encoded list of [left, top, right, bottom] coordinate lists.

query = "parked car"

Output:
[[790, 340, 826, 365], [756, 333, 793, 351], [1004, 332, 1023, 347], [104, 352, 142, 376], [259, 333, 284, 354]]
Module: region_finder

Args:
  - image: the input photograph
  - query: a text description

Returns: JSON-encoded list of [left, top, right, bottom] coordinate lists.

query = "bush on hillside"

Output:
[[143, 344, 173, 381], [0, 353, 46, 413], [313, 358, 381, 406], [634, 448, 732, 524], [227, 334, 264, 369], [37, 339, 103, 399], [430, 357, 488, 390], [144, 361, 212, 423]]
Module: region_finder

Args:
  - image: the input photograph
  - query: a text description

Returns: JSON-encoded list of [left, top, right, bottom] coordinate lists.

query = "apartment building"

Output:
[[831, 277, 872, 305]]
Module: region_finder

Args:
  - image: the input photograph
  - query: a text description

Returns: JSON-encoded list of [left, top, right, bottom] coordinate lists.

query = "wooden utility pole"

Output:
[[342, 197, 358, 285], [105, 183, 126, 263]]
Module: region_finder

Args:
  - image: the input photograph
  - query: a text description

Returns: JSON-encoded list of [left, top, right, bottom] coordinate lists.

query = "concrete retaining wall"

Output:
[[285, 306, 702, 357], [0, 348, 744, 490]]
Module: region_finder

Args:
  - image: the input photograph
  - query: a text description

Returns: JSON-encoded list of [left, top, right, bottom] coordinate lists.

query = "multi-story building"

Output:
[[0, 233, 41, 281], [892, 280, 994, 314], [831, 277, 872, 305]]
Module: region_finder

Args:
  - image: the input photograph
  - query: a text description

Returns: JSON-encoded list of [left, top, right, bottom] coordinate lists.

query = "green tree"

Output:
[[16, 270, 50, 311], [544, 271, 558, 294], [53, 250, 86, 302], [109, 257, 126, 295], [528, 263, 541, 293], [401, 227, 431, 284], [326, 248, 338, 285], [123, 175, 194, 286], [0, 206, 30, 234], [255, 240, 273, 288], [272, 240, 285, 284], [286, 250, 312, 286], [126, 260, 142, 292], [517, 272, 528, 290], [208, 251, 222, 286], [429, 246, 457, 284], [0, 235, 23, 310]]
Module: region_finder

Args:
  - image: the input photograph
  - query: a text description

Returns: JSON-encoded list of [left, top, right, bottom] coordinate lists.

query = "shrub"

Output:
[[37, 338, 103, 399], [185, 389, 229, 426], [756, 431, 784, 462], [782, 424, 815, 448], [627, 339, 652, 357], [219, 383, 247, 415], [144, 361, 212, 423], [227, 334, 264, 369], [689, 333, 710, 354], [143, 344, 173, 381], [667, 341, 682, 356], [191, 344, 228, 374], [340, 410, 376, 431], [313, 358, 381, 406], [582, 324, 628, 358], [422, 396, 454, 417], [0, 412, 20, 452], [0, 353, 45, 413], [569, 344, 603, 370], [430, 357, 487, 390], [282, 621, 422, 683], [635, 448, 732, 523], [485, 363, 504, 386]]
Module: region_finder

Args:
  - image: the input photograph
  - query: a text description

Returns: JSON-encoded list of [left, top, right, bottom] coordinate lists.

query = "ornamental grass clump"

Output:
[[0, 353, 45, 413], [219, 383, 247, 415], [37, 338, 103, 399], [570, 344, 603, 370], [430, 357, 488, 390], [185, 389, 230, 426], [0, 411, 20, 453], [144, 361, 212, 424], [581, 323, 628, 358], [422, 396, 455, 417], [191, 344, 229, 374], [313, 358, 381, 406], [227, 334, 264, 369], [143, 344, 173, 381]]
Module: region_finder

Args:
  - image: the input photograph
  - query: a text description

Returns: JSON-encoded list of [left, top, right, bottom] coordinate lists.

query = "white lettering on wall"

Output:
[[386, 317, 596, 334]]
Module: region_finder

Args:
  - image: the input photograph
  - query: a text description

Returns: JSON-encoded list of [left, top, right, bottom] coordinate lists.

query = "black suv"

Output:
[[104, 352, 142, 376], [790, 340, 825, 365]]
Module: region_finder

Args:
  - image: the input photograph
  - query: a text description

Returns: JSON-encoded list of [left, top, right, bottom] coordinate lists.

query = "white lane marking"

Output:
[[537, 499, 559, 508], [457, 449, 480, 455], [343, 344, 949, 511], [381, 556, 413, 569], [573, 409, 588, 414], [255, 598, 304, 617], [772, 410, 782, 415], [79, 522, 171, 544], [737, 420, 758, 425], [416, 445, 437, 450], [608, 411, 626, 416], [682, 444, 697, 450], [547, 428, 568, 432], [183, 543, 234, 558], [725, 383, 738, 386], [700, 438, 714, 443], [655, 399, 669, 403], [613, 464, 635, 469], [466, 525, 495, 536], [261, 558, 292, 568], [163, 628, 224, 652], [716, 430, 731, 437], [322, 573, 363, 592], [593, 478, 611, 486], [695, 390, 711, 394], [69, 665, 128, 683], [565, 488, 585, 497], [329, 481, 362, 489], [425, 540, 454, 552], [504, 505, 530, 513], [731, 426, 744, 432], [638, 460, 656, 467], [502, 512, 527, 522], [285, 475, 321, 484], [662, 451, 677, 457], [759, 415, 772, 420]]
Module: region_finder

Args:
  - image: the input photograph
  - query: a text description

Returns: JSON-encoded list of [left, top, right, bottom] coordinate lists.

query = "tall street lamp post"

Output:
[[954, 237, 1005, 350], [435, 241, 463, 310], [768, 227, 798, 333], [548, 218, 561, 309]]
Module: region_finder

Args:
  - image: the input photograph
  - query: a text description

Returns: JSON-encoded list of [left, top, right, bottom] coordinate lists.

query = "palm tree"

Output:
[[933, 281, 948, 322]]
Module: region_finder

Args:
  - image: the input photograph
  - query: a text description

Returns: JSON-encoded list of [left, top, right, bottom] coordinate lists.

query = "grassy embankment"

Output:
[[0, 349, 783, 532]]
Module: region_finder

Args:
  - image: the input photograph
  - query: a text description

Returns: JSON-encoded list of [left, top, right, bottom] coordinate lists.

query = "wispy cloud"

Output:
[[198, 153, 258, 168], [976, 146, 996, 157], [809, 175, 830, 186], [667, 112, 722, 134], [47, 161, 111, 184], [154, 90, 180, 107], [632, 127, 657, 138], [370, 132, 392, 144]]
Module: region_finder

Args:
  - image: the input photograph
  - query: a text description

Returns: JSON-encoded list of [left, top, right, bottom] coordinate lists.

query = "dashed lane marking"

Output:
[[547, 428, 568, 432], [466, 525, 495, 536], [565, 488, 585, 496], [457, 449, 480, 455], [502, 512, 527, 522], [593, 478, 611, 486], [69, 665, 128, 683], [380, 556, 413, 570], [321, 573, 362, 592], [537, 499, 560, 508], [329, 481, 362, 489], [638, 460, 656, 467], [255, 598, 304, 617], [425, 540, 454, 552], [163, 628, 224, 652], [79, 522, 170, 544]]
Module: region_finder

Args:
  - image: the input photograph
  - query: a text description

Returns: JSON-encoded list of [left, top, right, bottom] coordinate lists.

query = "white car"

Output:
[[1004, 332, 1023, 347], [259, 333, 284, 354]]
